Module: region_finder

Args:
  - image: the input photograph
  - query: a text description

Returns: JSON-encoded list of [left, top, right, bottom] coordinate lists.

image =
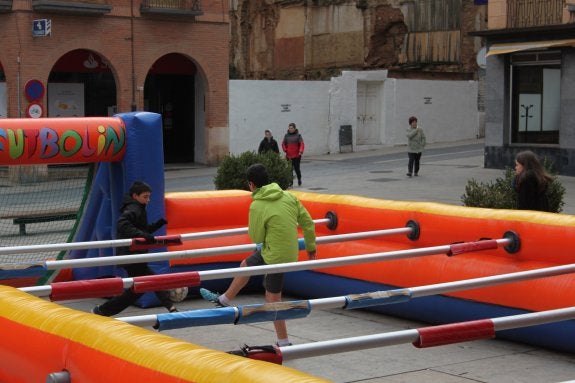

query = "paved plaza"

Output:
[[64, 139, 575, 383]]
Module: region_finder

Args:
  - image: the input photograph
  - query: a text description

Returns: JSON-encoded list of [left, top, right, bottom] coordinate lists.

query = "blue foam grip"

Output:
[[236, 301, 311, 325], [156, 307, 239, 331], [344, 289, 412, 310]]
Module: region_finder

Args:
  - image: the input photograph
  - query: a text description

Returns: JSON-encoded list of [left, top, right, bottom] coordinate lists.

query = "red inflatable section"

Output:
[[0, 117, 126, 165]]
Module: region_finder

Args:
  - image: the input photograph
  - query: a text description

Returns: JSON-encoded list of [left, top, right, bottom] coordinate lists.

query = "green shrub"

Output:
[[461, 165, 565, 213], [214, 151, 293, 190]]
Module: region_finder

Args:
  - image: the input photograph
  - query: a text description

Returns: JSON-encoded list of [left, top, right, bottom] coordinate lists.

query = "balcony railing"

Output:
[[507, 0, 564, 28], [32, 0, 111, 15], [0, 0, 12, 13], [140, 0, 202, 17]]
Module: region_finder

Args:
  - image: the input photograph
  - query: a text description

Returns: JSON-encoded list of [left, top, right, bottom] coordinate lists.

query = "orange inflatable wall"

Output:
[[0, 286, 328, 383], [164, 190, 575, 314]]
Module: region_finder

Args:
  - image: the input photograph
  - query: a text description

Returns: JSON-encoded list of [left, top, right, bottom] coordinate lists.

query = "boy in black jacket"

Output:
[[92, 181, 177, 316]]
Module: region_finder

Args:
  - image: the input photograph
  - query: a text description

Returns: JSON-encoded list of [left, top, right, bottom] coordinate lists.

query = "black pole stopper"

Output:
[[406, 220, 420, 241], [325, 211, 338, 230]]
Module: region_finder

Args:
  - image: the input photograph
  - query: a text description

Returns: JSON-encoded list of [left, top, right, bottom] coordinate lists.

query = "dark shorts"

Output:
[[246, 250, 284, 294]]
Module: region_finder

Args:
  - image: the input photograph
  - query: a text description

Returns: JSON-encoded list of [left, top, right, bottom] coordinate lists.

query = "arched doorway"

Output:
[[48, 49, 116, 117], [144, 53, 196, 163]]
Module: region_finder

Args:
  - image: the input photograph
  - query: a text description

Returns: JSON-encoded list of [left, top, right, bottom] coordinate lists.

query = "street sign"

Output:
[[27, 103, 43, 118], [32, 19, 51, 37], [25, 79, 45, 102]]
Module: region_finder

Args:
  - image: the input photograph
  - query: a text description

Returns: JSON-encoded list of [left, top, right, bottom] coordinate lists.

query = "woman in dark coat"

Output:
[[513, 150, 554, 211]]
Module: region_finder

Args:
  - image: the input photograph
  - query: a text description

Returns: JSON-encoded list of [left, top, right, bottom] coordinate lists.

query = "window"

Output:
[[510, 51, 561, 144]]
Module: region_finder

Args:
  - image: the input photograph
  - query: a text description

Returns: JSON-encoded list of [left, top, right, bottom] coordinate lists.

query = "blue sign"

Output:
[[32, 19, 51, 37], [25, 80, 45, 102]]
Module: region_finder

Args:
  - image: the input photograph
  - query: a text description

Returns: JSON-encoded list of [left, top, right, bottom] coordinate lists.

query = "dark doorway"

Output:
[[144, 54, 196, 163], [48, 49, 116, 117]]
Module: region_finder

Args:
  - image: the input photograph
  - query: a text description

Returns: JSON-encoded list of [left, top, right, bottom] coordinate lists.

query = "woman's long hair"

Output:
[[515, 150, 554, 192]]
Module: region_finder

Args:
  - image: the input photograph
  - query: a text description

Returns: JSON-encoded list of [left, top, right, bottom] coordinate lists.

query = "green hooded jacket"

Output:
[[248, 182, 316, 265]]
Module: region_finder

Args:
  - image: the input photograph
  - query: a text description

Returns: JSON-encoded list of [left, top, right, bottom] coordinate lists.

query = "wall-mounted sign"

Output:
[[27, 103, 43, 118], [48, 83, 85, 117], [32, 19, 51, 37], [281, 104, 291, 112], [424, 97, 432, 105], [25, 79, 45, 102]]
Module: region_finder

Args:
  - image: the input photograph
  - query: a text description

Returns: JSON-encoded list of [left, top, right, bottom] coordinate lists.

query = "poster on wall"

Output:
[[48, 83, 85, 117], [518, 94, 541, 132], [0, 82, 6, 118]]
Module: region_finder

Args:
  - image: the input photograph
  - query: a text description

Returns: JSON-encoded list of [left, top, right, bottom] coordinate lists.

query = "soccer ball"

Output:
[[168, 287, 188, 303]]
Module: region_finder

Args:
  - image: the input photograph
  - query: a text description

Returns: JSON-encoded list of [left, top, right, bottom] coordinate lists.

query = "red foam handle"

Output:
[[50, 278, 125, 301], [413, 319, 495, 348], [246, 349, 283, 365], [132, 272, 201, 293], [129, 235, 183, 251], [448, 239, 498, 256]]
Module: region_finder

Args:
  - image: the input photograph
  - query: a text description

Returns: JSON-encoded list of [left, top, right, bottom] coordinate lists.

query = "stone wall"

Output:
[[230, 0, 487, 81]]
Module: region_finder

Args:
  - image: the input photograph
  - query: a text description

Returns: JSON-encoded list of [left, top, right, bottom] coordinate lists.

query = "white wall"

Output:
[[229, 72, 479, 156], [385, 78, 480, 145], [229, 80, 330, 155]]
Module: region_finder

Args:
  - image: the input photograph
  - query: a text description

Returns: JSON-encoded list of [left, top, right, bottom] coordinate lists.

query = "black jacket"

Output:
[[515, 172, 549, 212], [116, 194, 164, 255], [258, 137, 280, 154]]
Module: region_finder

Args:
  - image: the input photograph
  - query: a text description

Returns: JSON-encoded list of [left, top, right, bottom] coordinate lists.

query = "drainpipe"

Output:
[[130, 0, 137, 111], [17, 56, 21, 117]]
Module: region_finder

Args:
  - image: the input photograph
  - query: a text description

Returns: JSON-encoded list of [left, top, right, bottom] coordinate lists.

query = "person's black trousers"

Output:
[[98, 262, 172, 316], [408, 152, 422, 175]]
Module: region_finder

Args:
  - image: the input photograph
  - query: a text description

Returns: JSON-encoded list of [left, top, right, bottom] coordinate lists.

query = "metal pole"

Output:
[[492, 306, 575, 331], [280, 307, 575, 361], [43, 227, 419, 270], [410, 263, 575, 298], [116, 261, 575, 329], [280, 330, 421, 360], [194, 238, 509, 282], [0, 218, 332, 256], [28, 239, 511, 301]]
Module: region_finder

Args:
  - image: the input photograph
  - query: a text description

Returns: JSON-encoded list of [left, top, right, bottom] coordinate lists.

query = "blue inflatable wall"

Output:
[[70, 112, 168, 306]]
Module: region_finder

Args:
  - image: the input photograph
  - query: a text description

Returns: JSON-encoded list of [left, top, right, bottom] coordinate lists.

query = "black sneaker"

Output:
[[91, 306, 107, 316], [406, 173, 412, 177]]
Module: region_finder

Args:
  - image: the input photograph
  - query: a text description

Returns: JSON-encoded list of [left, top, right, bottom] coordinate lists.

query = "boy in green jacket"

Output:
[[201, 163, 316, 346]]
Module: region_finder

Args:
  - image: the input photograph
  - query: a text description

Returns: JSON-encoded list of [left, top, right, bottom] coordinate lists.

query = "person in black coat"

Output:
[[258, 129, 280, 154], [513, 150, 554, 211], [92, 181, 177, 316]]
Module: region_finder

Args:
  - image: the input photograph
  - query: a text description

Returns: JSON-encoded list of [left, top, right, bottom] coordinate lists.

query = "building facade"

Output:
[[229, 0, 487, 81], [0, 0, 229, 164], [472, 0, 575, 175]]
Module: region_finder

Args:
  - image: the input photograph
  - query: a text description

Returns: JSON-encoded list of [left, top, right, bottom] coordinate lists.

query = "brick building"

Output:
[[0, 0, 229, 164]]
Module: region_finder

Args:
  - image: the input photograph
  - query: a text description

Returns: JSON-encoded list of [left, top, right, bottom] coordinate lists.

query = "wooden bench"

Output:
[[1, 210, 78, 235]]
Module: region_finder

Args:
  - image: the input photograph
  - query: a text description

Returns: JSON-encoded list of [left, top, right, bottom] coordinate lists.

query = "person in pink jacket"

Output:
[[282, 122, 305, 186]]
